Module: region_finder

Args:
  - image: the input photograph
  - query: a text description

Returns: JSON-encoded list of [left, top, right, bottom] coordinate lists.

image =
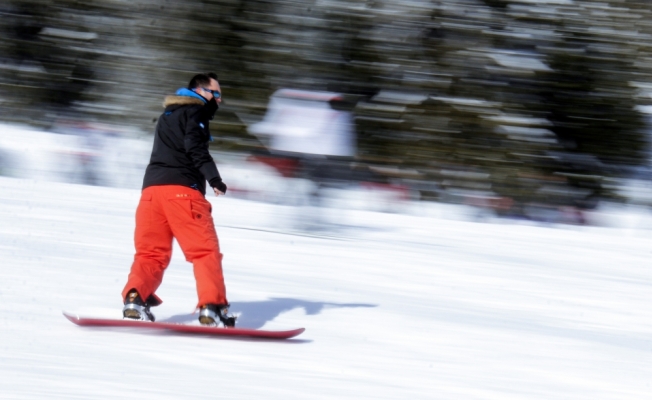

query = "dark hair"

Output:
[[187, 72, 218, 89]]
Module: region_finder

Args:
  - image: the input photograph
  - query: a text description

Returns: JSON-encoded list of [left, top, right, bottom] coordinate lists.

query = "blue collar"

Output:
[[175, 88, 207, 104]]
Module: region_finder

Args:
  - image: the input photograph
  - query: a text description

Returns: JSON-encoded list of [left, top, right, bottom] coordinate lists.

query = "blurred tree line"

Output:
[[1, 0, 651, 218]]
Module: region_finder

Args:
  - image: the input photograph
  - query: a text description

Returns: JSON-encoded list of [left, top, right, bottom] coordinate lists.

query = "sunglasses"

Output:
[[201, 88, 221, 99]]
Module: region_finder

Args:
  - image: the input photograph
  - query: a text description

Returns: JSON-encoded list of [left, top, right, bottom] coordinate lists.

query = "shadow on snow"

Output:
[[160, 297, 377, 329]]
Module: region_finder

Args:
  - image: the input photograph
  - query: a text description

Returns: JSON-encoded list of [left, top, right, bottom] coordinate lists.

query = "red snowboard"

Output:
[[63, 312, 305, 340]]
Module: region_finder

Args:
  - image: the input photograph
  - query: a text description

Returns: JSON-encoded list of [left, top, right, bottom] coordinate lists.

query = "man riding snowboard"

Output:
[[121, 72, 235, 327]]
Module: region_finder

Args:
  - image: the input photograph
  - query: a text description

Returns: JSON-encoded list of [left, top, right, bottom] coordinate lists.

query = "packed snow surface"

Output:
[[0, 177, 651, 399]]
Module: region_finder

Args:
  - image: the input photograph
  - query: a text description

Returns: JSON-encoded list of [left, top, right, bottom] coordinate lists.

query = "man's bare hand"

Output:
[[213, 187, 225, 196]]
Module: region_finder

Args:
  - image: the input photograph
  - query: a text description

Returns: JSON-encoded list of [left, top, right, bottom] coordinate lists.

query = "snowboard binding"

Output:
[[198, 304, 236, 328], [123, 290, 156, 322]]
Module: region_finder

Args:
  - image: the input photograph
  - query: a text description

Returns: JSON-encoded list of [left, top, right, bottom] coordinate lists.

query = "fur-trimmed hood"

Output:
[[163, 95, 205, 108], [163, 88, 209, 108]]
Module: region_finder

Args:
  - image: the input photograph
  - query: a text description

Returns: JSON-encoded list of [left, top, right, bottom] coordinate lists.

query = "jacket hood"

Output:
[[162, 88, 208, 108], [162, 95, 206, 108]]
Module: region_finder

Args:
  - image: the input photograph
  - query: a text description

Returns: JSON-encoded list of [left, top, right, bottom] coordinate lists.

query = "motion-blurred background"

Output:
[[1, 0, 652, 225]]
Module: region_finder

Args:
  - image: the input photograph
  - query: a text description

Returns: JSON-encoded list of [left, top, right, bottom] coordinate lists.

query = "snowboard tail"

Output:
[[63, 312, 305, 340]]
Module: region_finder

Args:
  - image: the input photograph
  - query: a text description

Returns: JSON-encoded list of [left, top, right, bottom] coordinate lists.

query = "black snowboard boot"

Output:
[[198, 304, 236, 327], [123, 290, 156, 322]]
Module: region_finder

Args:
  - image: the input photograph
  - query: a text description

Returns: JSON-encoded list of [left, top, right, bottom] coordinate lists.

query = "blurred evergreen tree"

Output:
[[0, 0, 650, 213]]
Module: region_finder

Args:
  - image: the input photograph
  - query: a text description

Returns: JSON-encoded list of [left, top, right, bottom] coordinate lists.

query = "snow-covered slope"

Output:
[[0, 176, 650, 399]]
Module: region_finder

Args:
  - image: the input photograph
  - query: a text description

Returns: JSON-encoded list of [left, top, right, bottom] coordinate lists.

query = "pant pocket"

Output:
[[190, 199, 211, 221], [189, 200, 216, 238], [135, 192, 153, 229]]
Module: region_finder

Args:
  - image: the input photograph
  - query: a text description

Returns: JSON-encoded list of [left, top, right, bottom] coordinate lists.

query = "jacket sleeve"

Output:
[[184, 106, 223, 184]]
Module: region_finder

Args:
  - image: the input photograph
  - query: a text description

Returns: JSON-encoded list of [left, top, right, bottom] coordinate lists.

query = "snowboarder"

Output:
[[121, 73, 235, 327]]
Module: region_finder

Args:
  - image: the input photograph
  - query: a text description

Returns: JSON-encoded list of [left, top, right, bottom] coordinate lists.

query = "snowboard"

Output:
[[63, 312, 305, 340]]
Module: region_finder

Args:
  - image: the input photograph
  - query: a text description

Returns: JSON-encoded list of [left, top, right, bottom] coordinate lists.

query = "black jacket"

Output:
[[142, 94, 222, 195]]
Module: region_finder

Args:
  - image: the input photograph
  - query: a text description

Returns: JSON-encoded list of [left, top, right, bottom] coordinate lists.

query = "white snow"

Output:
[[1, 175, 651, 399]]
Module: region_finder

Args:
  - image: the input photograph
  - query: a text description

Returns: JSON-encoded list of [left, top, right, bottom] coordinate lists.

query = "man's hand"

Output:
[[211, 180, 227, 196]]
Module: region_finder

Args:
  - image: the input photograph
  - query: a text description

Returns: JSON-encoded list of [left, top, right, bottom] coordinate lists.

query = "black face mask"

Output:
[[205, 97, 219, 120]]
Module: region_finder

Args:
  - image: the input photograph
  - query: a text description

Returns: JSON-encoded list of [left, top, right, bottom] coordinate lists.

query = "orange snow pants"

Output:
[[122, 185, 227, 308]]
